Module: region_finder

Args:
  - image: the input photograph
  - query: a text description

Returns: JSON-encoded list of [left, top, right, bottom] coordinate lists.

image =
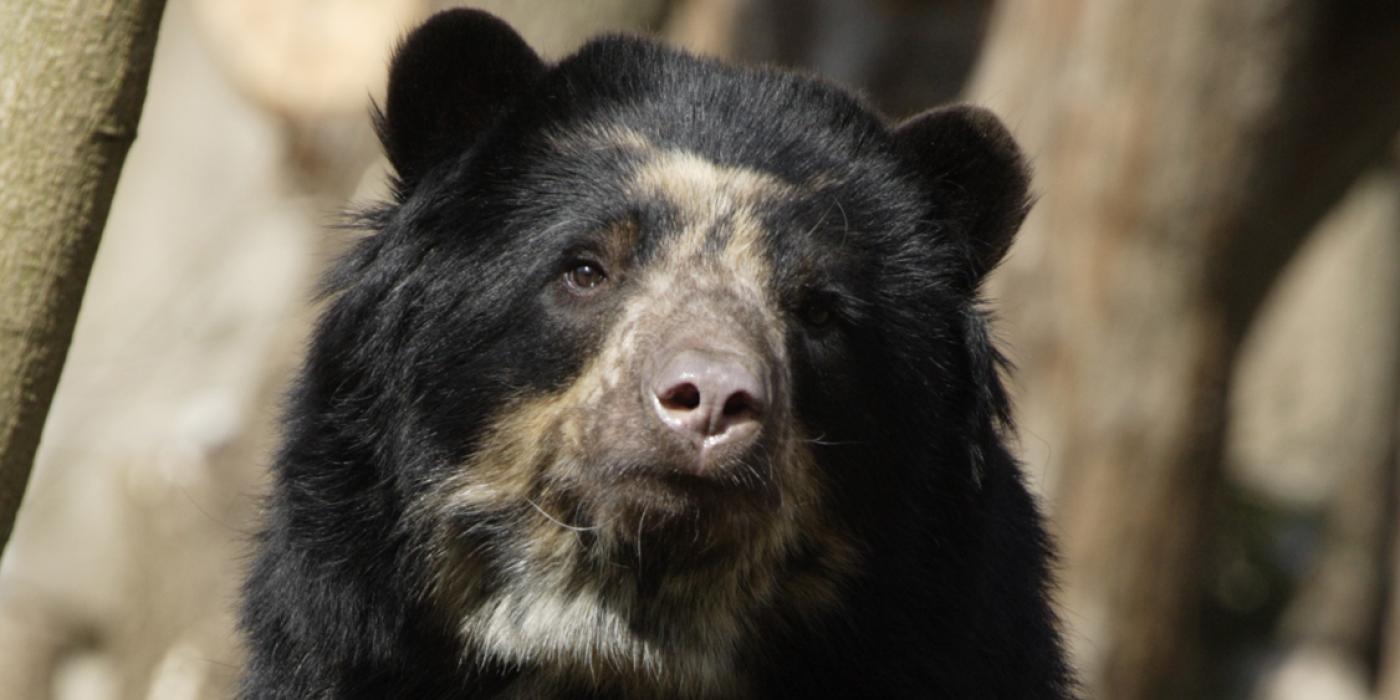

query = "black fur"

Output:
[[241, 9, 1074, 699], [377, 9, 545, 190]]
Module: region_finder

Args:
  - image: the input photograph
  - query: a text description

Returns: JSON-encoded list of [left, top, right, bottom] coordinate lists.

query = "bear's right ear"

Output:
[[378, 9, 545, 191], [893, 105, 1031, 286]]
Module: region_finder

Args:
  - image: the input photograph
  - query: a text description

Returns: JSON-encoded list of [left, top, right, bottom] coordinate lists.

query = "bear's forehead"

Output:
[[553, 121, 866, 213], [529, 123, 860, 272], [544, 122, 814, 191]]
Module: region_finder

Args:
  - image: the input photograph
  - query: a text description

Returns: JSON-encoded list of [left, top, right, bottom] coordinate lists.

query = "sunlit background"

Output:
[[2, 1, 1397, 698]]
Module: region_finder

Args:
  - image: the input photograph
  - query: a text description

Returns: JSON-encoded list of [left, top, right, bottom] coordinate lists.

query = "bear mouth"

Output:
[[601, 439, 781, 500], [511, 450, 786, 551], [596, 454, 781, 520]]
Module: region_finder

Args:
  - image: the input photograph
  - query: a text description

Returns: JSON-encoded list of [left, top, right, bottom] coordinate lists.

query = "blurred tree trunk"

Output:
[[1249, 164, 1400, 700], [967, 2, 1400, 698], [719, 0, 991, 117], [0, 0, 167, 557], [1384, 421, 1400, 700]]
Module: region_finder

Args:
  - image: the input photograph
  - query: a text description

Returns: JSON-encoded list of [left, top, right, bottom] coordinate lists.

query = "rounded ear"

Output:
[[893, 104, 1031, 283], [377, 9, 545, 191]]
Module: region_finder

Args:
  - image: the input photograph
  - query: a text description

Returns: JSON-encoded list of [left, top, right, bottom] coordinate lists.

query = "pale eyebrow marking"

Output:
[[543, 124, 654, 155]]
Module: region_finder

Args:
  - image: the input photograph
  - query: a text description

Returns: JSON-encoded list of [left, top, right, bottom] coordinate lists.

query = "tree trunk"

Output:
[[967, 2, 1400, 698], [1383, 420, 1400, 700], [1248, 163, 1400, 700], [0, 0, 167, 557]]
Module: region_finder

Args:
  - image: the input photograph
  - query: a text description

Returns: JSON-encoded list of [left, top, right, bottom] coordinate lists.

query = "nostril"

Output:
[[721, 391, 760, 421], [648, 347, 768, 451], [659, 382, 701, 411]]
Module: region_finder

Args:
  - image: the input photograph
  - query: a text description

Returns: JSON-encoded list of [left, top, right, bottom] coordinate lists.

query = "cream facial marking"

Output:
[[542, 123, 654, 156]]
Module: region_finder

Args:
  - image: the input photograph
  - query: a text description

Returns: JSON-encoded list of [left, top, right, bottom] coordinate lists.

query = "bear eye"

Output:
[[563, 260, 608, 293], [800, 297, 836, 328]]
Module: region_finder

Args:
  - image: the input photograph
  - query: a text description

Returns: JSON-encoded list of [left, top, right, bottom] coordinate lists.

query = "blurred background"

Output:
[[1, 1, 1397, 698]]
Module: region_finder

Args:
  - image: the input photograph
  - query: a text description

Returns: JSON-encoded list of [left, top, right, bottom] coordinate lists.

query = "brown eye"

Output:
[[801, 299, 834, 327], [564, 261, 608, 292]]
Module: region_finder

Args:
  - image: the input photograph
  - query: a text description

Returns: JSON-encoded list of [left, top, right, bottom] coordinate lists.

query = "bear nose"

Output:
[[649, 348, 766, 464]]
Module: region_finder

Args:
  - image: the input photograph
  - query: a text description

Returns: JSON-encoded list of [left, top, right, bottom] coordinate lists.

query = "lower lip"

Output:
[[617, 464, 775, 507]]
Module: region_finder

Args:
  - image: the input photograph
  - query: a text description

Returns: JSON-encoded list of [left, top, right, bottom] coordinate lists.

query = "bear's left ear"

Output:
[[893, 104, 1031, 284], [378, 9, 546, 191]]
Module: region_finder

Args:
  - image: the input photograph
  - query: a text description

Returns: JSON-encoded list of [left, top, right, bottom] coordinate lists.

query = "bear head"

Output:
[[288, 8, 1034, 696]]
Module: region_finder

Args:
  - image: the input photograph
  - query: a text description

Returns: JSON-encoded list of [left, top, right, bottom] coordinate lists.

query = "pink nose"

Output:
[[650, 349, 766, 464]]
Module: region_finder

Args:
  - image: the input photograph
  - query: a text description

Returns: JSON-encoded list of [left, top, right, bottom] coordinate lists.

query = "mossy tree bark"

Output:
[[0, 0, 167, 558], [968, 2, 1400, 698]]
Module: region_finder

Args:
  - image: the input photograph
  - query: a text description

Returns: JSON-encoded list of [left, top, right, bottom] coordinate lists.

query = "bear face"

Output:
[[242, 9, 1070, 699]]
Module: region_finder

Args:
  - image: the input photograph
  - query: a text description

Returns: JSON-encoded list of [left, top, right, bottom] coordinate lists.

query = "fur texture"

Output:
[[240, 9, 1074, 699]]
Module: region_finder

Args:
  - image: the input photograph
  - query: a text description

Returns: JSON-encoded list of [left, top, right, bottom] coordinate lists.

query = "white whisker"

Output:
[[525, 497, 600, 532], [805, 434, 863, 447]]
